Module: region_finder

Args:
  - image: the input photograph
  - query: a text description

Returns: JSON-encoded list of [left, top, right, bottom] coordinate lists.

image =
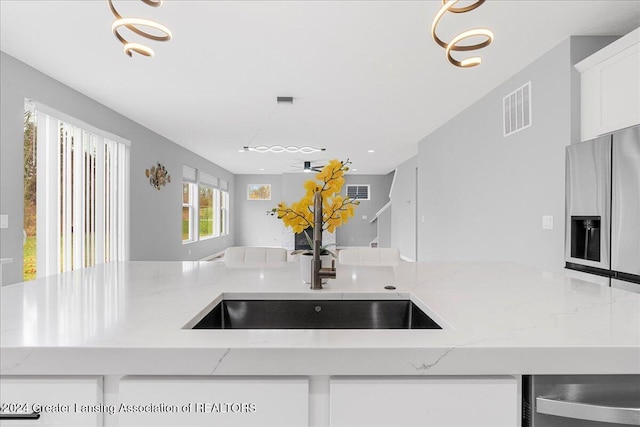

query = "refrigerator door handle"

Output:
[[536, 396, 640, 425]]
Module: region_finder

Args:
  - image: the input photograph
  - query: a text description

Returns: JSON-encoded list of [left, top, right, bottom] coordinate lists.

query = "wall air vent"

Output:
[[503, 81, 532, 137], [346, 185, 370, 200]]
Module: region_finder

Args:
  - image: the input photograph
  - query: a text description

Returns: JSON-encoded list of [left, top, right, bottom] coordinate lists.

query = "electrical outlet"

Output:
[[361, 215, 367, 220], [0, 215, 7, 229], [542, 215, 553, 230]]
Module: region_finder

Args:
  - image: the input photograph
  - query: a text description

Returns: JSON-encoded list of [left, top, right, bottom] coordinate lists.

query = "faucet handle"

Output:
[[319, 260, 337, 279]]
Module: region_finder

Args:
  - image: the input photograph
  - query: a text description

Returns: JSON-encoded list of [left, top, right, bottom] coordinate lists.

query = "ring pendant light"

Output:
[[108, 0, 172, 57], [431, 0, 494, 68]]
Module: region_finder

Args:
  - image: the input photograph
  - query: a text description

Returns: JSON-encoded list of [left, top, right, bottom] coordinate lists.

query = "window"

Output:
[[346, 184, 370, 200], [182, 168, 229, 243], [198, 172, 218, 240], [23, 108, 37, 281], [198, 184, 215, 239], [182, 183, 195, 242], [25, 101, 129, 279], [182, 166, 197, 243]]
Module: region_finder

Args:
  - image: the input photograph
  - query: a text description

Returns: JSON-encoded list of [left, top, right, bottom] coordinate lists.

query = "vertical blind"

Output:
[[35, 106, 129, 277]]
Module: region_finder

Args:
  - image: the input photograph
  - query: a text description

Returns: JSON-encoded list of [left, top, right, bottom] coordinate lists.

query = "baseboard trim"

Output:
[[200, 250, 225, 261]]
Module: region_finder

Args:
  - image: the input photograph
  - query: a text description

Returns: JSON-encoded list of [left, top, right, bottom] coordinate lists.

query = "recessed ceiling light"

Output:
[[352, 168, 358, 172], [368, 150, 375, 153], [238, 149, 245, 153], [259, 168, 265, 171]]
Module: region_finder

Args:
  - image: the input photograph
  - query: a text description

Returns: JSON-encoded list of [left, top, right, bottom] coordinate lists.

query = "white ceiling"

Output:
[[1, 1, 639, 175]]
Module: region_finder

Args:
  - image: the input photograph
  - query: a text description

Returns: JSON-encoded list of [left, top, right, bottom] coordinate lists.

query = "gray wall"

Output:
[[337, 173, 393, 247], [234, 174, 284, 247], [0, 52, 235, 284], [415, 37, 616, 273], [389, 156, 417, 260], [377, 205, 392, 249], [282, 173, 312, 204]]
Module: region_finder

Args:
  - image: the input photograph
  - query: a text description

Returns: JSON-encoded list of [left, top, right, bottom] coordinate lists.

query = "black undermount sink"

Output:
[[192, 299, 441, 330]]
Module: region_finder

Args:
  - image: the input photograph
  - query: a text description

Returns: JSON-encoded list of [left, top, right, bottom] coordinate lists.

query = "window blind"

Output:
[[183, 165, 197, 183], [35, 107, 128, 276]]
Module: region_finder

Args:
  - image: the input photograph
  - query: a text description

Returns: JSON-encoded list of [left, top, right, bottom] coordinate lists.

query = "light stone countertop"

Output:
[[1, 261, 639, 376]]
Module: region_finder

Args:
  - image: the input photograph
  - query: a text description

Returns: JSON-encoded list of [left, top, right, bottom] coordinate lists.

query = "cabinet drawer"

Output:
[[118, 376, 308, 427], [0, 376, 102, 427], [330, 376, 518, 427]]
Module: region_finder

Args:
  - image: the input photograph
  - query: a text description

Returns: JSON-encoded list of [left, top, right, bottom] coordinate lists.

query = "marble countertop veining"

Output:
[[1, 261, 639, 376]]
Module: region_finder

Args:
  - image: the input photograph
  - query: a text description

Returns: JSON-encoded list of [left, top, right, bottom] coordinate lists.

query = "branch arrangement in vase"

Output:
[[268, 159, 359, 255]]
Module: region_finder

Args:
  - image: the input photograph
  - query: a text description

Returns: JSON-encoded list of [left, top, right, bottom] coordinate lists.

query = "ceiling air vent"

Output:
[[503, 81, 532, 137], [346, 184, 370, 200]]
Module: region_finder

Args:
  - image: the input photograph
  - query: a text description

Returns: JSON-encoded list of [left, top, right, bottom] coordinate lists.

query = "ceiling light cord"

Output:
[[245, 103, 280, 148], [291, 103, 322, 148], [108, 0, 172, 57], [431, 0, 494, 68], [242, 97, 326, 154]]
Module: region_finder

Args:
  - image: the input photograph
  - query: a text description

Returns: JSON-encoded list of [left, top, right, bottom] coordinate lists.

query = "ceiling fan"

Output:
[[287, 160, 326, 173], [303, 161, 322, 173]]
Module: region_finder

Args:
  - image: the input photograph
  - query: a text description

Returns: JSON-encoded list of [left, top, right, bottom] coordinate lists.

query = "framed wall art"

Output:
[[247, 184, 271, 200]]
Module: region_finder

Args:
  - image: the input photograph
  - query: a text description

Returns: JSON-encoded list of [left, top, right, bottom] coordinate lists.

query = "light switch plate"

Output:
[[0, 215, 7, 229], [361, 215, 367, 220], [542, 215, 553, 230]]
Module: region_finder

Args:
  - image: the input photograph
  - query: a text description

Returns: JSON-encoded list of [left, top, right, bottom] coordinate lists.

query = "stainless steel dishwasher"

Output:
[[523, 375, 640, 426]]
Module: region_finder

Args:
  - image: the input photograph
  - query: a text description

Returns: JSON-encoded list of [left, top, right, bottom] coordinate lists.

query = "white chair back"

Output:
[[338, 247, 401, 266], [223, 247, 287, 268]]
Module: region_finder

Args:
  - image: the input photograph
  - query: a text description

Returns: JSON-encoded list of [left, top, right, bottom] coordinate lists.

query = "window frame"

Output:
[[182, 167, 230, 244], [182, 182, 196, 243], [198, 183, 217, 241], [219, 189, 229, 236]]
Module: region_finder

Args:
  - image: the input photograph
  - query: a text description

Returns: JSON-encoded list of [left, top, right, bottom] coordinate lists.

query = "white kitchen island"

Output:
[[1, 261, 639, 426]]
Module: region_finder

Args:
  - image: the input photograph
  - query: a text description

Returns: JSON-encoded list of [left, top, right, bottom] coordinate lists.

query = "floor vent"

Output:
[[503, 81, 532, 137]]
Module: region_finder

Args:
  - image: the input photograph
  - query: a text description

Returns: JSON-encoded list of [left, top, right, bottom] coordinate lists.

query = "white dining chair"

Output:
[[338, 247, 401, 266], [223, 246, 288, 268]]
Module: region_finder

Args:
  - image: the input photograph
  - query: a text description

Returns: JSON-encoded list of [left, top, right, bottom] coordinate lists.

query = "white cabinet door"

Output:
[[579, 29, 640, 141], [330, 376, 518, 427], [118, 376, 308, 427], [0, 376, 103, 427]]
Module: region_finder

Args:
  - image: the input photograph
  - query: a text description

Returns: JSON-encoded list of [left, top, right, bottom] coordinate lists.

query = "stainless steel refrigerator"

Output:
[[565, 125, 640, 293]]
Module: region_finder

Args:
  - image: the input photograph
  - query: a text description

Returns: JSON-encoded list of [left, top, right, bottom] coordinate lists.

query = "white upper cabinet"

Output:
[[576, 27, 640, 141]]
